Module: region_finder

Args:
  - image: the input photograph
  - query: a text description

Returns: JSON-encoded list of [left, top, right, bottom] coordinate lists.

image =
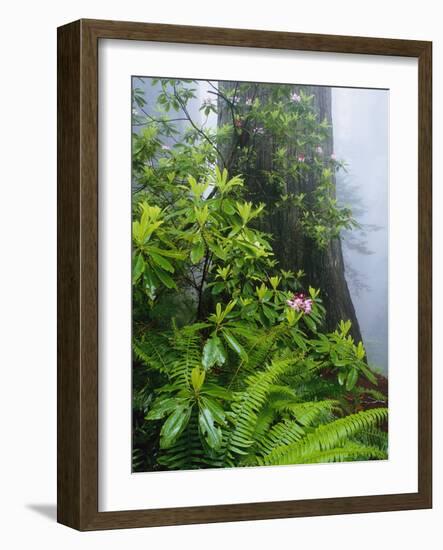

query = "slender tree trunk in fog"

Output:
[[218, 83, 363, 344]]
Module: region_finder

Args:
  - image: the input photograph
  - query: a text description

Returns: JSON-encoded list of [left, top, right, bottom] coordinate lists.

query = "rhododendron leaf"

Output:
[[222, 329, 247, 361], [202, 384, 233, 400], [334, 359, 350, 367], [151, 265, 176, 289], [150, 251, 174, 272], [191, 367, 206, 391], [356, 341, 366, 360], [262, 304, 276, 322], [147, 245, 186, 259], [303, 315, 317, 332], [198, 403, 222, 449], [228, 225, 242, 238], [146, 397, 184, 420], [190, 239, 205, 264], [160, 405, 192, 449], [202, 336, 226, 371], [208, 242, 227, 260], [292, 332, 307, 351], [359, 363, 377, 385], [200, 396, 226, 425], [210, 282, 225, 295], [222, 200, 236, 215], [338, 370, 347, 386], [132, 253, 145, 283], [346, 368, 359, 391]]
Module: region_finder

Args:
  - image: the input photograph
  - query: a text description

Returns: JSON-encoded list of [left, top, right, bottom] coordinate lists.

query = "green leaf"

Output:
[[190, 239, 205, 264], [292, 331, 307, 351], [191, 367, 206, 391], [222, 329, 248, 361], [332, 358, 350, 367], [356, 341, 366, 360], [222, 200, 236, 215], [303, 315, 317, 332], [160, 405, 192, 448], [359, 363, 378, 385], [211, 282, 225, 295], [200, 396, 226, 425], [338, 370, 346, 386], [201, 384, 233, 400], [208, 242, 227, 260], [150, 251, 174, 272], [143, 267, 158, 297], [346, 368, 359, 391], [146, 397, 183, 420], [202, 336, 227, 370], [262, 303, 276, 322], [147, 245, 186, 259], [132, 253, 145, 283], [151, 265, 177, 289], [198, 402, 222, 449]]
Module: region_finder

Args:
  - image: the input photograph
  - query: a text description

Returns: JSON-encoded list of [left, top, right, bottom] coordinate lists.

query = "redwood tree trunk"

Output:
[[218, 83, 363, 344]]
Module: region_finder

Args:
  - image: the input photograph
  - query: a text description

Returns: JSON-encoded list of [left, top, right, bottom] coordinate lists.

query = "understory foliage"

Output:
[[132, 79, 387, 472]]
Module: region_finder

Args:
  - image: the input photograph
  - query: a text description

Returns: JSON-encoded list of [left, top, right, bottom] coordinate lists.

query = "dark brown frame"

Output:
[[57, 18, 432, 531]]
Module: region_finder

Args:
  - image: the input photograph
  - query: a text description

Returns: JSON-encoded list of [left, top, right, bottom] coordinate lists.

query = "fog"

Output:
[[332, 88, 389, 374]]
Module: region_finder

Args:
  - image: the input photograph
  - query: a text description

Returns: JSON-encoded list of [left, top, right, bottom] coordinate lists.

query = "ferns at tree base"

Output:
[[133, 324, 388, 471]]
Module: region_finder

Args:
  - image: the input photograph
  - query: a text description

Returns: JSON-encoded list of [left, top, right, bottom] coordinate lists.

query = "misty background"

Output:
[[333, 88, 389, 374], [133, 78, 389, 374]]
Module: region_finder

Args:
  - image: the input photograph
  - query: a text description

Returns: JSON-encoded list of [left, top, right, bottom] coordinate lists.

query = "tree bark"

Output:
[[218, 83, 363, 344]]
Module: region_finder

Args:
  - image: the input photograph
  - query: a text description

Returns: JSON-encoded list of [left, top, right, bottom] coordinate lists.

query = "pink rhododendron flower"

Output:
[[291, 92, 301, 103], [297, 154, 305, 163], [286, 292, 313, 314]]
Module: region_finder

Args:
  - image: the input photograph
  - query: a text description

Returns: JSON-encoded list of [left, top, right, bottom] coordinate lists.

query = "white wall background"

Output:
[[0, 0, 441, 547]]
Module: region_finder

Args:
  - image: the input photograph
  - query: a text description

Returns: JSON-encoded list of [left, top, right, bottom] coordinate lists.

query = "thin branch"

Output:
[[197, 248, 212, 320], [136, 108, 190, 125], [172, 83, 228, 169]]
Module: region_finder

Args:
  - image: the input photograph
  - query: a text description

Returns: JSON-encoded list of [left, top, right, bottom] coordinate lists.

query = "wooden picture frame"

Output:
[[57, 18, 432, 531]]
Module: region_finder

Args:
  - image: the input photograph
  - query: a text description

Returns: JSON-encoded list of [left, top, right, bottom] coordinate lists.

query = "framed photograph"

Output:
[[57, 19, 432, 530]]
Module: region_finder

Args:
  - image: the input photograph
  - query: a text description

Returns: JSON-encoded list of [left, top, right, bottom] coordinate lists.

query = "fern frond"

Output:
[[273, 400, 340, 427], [353, 428, 388, 453], [133, 332, 172, 374], [356, 386, 388, 404], [222, 356, 301, 465], [169, 326, 202, 386], [244, 326, 286, 371], [256, 419, 305, 456], [292, 376, 348, 402], [267, 385, 300, 401], [252, 385, 300, 441], [262, 408, 388, 466], [252, 405, 276, 444], [282, 443, 387, 464]]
